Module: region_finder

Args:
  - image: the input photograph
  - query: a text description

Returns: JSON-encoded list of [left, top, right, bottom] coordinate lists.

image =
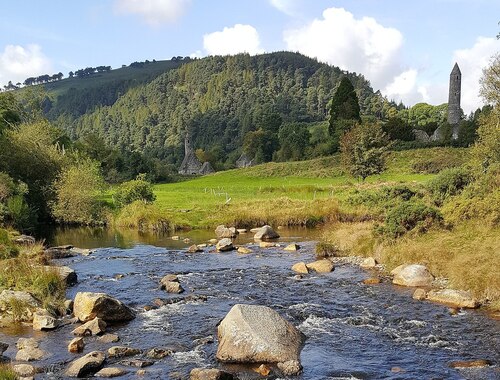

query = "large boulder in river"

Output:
[[426, 289, 479, 308], [392, 264, 434, 287], [73, 292, 135, 323], [65, 351, 106, 377], [216, 304, 305, 366], [306, 259, 334, 273], [215, 225, 239, 239], [253, 225, 280, 241]]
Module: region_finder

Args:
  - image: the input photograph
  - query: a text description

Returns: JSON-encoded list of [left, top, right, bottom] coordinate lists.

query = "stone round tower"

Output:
[[447, 63, 461, 125]]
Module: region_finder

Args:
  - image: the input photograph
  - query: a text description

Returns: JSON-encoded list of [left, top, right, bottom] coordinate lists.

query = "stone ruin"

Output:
[[414, 63, 462, 143], [235, 153, 254, 168], [178, 134, 214, 175]]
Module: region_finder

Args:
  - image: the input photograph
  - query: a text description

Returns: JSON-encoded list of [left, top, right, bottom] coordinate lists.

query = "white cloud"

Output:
[[390, 37, 500, 113], [270, 0, 302, 16], [452, 36, 500, 113], [284, 7, 403, 91], [203, 24, 264, 56], [0, 44, 52, 86], [115, 0, 190, 26]]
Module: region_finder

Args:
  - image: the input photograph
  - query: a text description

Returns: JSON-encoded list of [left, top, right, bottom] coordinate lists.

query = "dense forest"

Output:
[[52, 52, 405, 167]]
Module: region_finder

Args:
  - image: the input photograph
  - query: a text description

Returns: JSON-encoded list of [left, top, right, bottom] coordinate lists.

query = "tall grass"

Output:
[[0, 365, 17, 380], [320, 221, 500, 309], [0, 242, 66, 316]]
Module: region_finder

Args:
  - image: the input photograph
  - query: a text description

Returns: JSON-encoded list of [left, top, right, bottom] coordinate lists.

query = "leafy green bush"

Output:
[[428, 167, 473, 205], [0, 228, 18, 259], [51, 158, 106, 225], [378, 201, 442, 238], [348, 185, 418, 209], [114, 174, 156, 207]]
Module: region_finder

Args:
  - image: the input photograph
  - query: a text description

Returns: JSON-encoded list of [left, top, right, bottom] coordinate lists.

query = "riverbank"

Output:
[[1, 234, 498, 379]]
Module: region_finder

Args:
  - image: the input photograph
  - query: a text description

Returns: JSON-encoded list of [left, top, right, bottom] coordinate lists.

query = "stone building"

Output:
[[235, 153, 254, 168], [178, 134, 215, 175], [429, 63, 462, 142], [447, 63, 462, 126]]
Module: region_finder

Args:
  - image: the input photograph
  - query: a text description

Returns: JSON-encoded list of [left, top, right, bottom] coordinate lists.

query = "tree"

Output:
[[382, 117, 414, 141], [328, 76, 361, 149], [51, 158, 105, 225], [277, 122, 311, 161], [340, 123, 390, 180]]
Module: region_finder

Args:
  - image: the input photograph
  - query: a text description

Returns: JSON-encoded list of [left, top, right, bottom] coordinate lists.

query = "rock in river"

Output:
[[306, 259, 334, 273], [95, 367, 129, 378], [253, 225, 280, 241], [32, 309, 59, 331], [190, 367, 235, 380], [0, 341, 8, 355], [68, 337, 85, 353], [73, 292, 135, 323], [216, 304, 305, 366], [215, 225, 239, 239], [65, 351, 106, 377], [40, 265, 77, 286], [72, 317, 107, 336], [291, 262, 309, 274], [392, 264, 434, 287], [107, 346, 141, 358], [426, 289, 479, 308], [216, 238, 234, 252], [15, 338, 47, 362]]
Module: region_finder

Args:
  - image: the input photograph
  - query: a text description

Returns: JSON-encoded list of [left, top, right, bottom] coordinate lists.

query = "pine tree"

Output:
[[328, 76, 361, 149]]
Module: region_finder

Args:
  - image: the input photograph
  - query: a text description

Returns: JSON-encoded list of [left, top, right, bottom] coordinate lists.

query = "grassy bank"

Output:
[[320, 221, 500, 309], [0, 229, 66, 321], [116, 148, 464, 229]]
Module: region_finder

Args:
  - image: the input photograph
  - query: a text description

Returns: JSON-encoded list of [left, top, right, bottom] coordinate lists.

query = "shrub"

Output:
[[0, 228, 18, 259], [378, 201, 442, 238], [340, 123, 390, 180], [347, 185, 418, 210], [51, 158, 106, 225], [428, 167, 473, 205], [114, 174, 156, 207]]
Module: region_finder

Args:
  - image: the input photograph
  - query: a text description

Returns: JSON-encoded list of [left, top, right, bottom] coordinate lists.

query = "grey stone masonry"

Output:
[[447, 63, 461, 126]]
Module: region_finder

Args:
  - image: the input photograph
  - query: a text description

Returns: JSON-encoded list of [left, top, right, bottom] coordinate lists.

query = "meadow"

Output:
[[128, 147, 465, 228]]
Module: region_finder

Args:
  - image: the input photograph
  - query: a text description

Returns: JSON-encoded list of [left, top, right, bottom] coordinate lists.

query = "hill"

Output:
[[49, 52, 397, 166], [41, 59, 186, 119]]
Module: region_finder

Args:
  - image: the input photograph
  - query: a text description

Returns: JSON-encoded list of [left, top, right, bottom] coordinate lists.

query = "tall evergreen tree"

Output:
[[328, 76, 361, 150]]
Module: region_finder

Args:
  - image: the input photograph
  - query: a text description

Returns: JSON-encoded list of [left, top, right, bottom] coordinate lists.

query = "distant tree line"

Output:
[[69, 66, 111, 78]]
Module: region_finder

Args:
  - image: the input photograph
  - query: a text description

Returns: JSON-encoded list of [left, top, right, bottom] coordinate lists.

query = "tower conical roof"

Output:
[[451, 62, 461, 75]]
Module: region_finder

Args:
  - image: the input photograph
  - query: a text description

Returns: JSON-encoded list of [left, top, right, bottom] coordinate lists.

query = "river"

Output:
[[0, 227, 499, 379]]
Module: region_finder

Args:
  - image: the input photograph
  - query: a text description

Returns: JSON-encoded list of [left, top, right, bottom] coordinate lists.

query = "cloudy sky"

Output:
[[1, 0, 499, 113]]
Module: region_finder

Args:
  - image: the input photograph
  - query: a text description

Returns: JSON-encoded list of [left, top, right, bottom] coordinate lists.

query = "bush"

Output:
[[378, 201, 442, 238], [51, 158, 106, 225], [347, 185, 418, 210], [114, 174, 156, 207], [0, 228, 18, 259], [428, 167, 473, 205]]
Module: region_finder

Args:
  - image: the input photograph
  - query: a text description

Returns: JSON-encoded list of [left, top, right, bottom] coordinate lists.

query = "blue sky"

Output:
[[1, 0, 499, 112]]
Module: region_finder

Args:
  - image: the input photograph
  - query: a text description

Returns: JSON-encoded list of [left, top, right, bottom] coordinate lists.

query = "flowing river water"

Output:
[[0, 227, 499, 379]]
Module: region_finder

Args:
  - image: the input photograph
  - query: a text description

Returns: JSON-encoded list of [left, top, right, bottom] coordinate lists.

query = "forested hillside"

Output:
[[61, 52, 397, 166]]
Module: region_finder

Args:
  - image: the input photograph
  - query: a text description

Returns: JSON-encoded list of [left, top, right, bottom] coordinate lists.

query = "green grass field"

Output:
[[129, 147, 467, 228]]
